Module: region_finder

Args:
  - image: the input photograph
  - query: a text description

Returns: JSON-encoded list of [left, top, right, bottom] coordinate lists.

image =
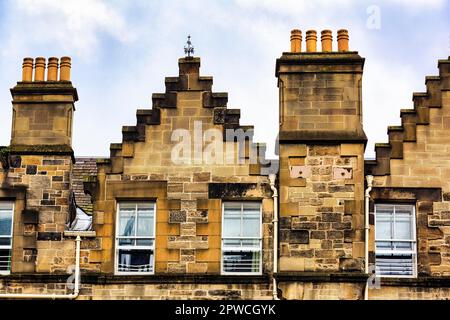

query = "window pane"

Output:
[[376, 241, 393, 251], [224, 202, 242, 211], [375, 205, 393, 240], [0, 249, 11, 272], [116, 202, 155, 274], [393, 241, 413, 251], [395, 212, 413, 240], [223, 251, 260, 273], [241, 239, 260, 248], [242, 202, 261, 211], [0, 238, 12, 246], [375, 254, 414, 276], [137, 207, 154, 237], [117, 249, 153, 273], [395, 205, 413, 214], [223, 204, 241, 238], [222, 239, 241, 247], [119, 203, 136, 210], [118, 207, 135, 237], [222, 202, 261, 274], [375, 214, 392, 239], [136, 239, 154, 246], [242, 204, 260, 237], [118, 238, 135, 246], [375, 204, 416, 277], [0, 202, 13, 210], [0, 208, 13, 236]]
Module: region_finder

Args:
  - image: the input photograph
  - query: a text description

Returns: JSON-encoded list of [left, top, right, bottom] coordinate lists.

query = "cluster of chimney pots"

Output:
[[290, 29, 349, 53], [21, 56, 72, 82]]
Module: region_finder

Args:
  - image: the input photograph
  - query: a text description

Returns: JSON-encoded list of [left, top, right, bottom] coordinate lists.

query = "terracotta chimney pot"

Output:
[[337, 29, 349, 52], [22, 57, 33, 82], [47, 57, 59, 81], [59, 56, 71, 81], [321, 30, 333, 52], [306, 30, 317, 52], [290, 29, 302, 53], [34, 57, 46, 81]]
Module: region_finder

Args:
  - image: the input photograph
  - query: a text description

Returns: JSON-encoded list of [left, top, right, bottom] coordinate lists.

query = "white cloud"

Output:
[[234, 0, 354, 15], [13, 0, 136, 58], [0, 0, 448, 159], [389, 0, 446, 9], [235, 0, 446, 12]]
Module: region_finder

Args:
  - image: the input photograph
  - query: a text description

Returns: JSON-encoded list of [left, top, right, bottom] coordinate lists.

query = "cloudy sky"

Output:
[[0, 0, 449, 159]]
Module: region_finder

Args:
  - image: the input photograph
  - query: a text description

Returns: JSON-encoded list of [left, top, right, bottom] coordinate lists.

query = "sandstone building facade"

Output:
[[0, 29, 450, 300]]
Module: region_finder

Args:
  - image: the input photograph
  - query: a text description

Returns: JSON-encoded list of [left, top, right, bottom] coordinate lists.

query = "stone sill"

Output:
[[63, 230, 96, 238]]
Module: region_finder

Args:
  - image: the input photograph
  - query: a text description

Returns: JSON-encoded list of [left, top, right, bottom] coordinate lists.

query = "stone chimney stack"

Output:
[[275, 29, 367, 277], [276, 29, 365, 139], [8, 57, 79, 273], [10, 56, 78, 146]]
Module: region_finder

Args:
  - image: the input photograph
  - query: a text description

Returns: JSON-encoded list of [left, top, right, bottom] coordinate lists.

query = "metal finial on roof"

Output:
[[184, 35, 194, 57]]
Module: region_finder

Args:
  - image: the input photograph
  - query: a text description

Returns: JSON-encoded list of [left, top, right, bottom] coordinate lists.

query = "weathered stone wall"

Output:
[[366, 57, 450, 277], [279, 281, 364, 300], [2, 49, 450, 300], [88, 57, 275, 275], [369, 285, 450, 300], [279, 144, 365, 272], [276, 52, 366, 274], [2, 154, 75, 273], [0, 277, 273, 300], [277, 52, 366, 141], [10, 82, 77, 146]]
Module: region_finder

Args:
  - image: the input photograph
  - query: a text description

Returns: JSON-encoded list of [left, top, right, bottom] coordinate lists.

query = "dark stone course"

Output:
[[37, 232, 62, 241], [310, 231, 326, 239], [26, 165, 37, 175], [22, 209, 39, 224], [292, 222, 317, 230], [321, 212, 342, 222], [339, 258, 364, 272], [43, 159, 65, 166], [41, 199, 55, 206], [9, 155, 22, 168], [291, 249, 314, 258], [208, 290, 241, 297], [280, 230, 309, 244], [279, 217, 292, 229], [329, 185, 354, 193], [169, 210, 187, 223], [327, 231, 344, 239], [208, 183, 270, 199]]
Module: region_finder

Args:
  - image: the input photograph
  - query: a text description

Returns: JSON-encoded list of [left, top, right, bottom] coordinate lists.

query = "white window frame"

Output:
[[374, 203, 417, 278], [114, 201, 156, 275], [0, 201, 14, 276], [221, 201, 262, 276]]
